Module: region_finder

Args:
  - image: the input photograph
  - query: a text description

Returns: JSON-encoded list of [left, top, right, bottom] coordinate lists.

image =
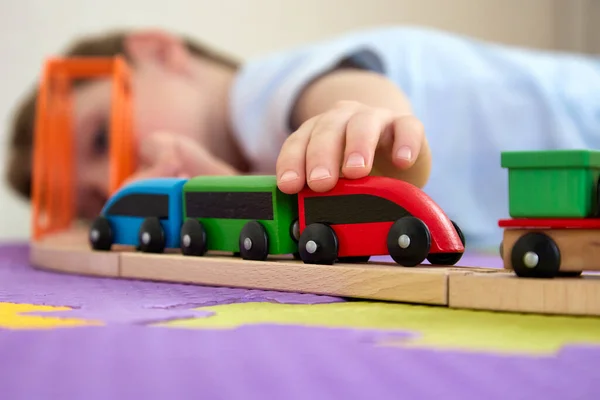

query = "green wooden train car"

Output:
[[179, 175, 299, 260], [499, 149, 600, 278]]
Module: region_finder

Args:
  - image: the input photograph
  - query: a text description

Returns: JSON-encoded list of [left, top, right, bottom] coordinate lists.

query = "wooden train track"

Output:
[[29, 229, 600, 317]]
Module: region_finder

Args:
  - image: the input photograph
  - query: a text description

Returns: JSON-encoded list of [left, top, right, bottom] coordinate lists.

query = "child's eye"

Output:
[[93, 124, 108, 154]]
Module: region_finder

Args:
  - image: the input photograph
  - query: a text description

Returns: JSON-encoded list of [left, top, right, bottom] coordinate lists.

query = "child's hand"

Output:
[[123, 131, 238, 185], [275, 100, 427, 194]]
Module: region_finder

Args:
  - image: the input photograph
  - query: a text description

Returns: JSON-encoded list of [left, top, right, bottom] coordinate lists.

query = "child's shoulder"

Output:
[[233, 26, 459, 74], [229, 26, 424, 107]]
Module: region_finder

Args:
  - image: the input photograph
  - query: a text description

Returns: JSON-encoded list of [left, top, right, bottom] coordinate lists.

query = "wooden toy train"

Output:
[[88, 175, 466, 266], [499, 149, 600, 278]]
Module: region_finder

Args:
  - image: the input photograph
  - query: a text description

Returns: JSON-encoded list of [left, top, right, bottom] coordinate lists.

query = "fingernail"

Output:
[[396, 146, 412, 161], [309, 166, 331, 181], [346, 152, 365, 168], [279, 170, 299, 182]]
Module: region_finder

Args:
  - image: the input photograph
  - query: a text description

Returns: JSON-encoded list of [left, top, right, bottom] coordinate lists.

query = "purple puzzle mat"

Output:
[[1, 242, 599, 400]]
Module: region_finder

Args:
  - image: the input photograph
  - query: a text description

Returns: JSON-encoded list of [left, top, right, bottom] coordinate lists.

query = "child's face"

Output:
[[71, 39, 214, 219]]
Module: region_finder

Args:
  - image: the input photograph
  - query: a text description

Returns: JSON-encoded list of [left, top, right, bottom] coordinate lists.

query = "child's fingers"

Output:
[[174, 135, 239, 176], [390, 115, 424, 169], [340, 109, 388, 179], [276, 117, 315, 194], [138, 132, 238, 177], [303, 107, 357, 192]]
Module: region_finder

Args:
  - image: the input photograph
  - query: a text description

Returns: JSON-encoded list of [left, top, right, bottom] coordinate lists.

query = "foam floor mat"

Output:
[[1, 243, 599, 399]]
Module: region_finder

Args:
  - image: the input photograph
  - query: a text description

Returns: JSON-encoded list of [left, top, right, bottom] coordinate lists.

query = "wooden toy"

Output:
[[30, 230, 600, 315], [24, 56, 600, 317], [498, 150, 600, 278], [88, 174, 466, 267], [449, 267, 600, 316], [502, 150, 600, 218], [31, 56, 136, 240], [32, 231, 454, 305]]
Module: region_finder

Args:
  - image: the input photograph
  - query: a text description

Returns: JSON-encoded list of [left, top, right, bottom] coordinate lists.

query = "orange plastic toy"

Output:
[[31, 56, 136, 240]]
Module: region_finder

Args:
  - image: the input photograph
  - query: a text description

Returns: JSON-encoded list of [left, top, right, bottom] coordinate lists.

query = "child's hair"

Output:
[[4, 30, 240, 201]]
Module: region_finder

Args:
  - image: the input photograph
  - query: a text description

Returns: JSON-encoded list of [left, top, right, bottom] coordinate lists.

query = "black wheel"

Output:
[[298, 223, 339, 265], [510, 232, 561, 278], [499, 240, 504, 259], [290, 219, 300, 242], [426, 220, 465, 265], [387, 217, 431, 267], [338, 256, 371, 263], [239, 221, 269, 261], [180, 219, 207, 256], [290, 219, 302, 260], [138, 217, 166, 253], [89, 216, 113, 251]]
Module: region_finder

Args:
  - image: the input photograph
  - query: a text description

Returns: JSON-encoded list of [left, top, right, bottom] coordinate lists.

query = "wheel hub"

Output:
[[182, 234, 191, 247], [90, 229, 99, 242], [142, 232, 151, 245], [523, 251, 539, 268], [305, 240, 318, 254], [243, 237, 253, 250], [398, 234, 410, 249]]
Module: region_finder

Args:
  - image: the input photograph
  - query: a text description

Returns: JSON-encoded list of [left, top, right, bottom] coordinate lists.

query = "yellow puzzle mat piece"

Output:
[[161, 301, 600, 354], [0, 302, 101, 329]]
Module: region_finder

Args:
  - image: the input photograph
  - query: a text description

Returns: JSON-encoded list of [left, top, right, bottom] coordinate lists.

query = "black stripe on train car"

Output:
[[303, 194, 411, 225], [184, 191, 274, 221]]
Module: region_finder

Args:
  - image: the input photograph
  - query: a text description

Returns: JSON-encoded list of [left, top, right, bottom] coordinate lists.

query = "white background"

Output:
[[0, 0, 589, 241]]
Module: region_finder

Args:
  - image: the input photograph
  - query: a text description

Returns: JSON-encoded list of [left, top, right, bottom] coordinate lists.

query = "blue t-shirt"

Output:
[[229, 26, 600, 251]]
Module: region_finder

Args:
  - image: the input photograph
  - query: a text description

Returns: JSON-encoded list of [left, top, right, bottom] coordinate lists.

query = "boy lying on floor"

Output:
[[6, 26, 600, 250]]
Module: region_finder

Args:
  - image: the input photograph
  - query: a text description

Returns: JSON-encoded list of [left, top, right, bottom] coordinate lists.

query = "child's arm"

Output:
[[276, 67, 431, 194]]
